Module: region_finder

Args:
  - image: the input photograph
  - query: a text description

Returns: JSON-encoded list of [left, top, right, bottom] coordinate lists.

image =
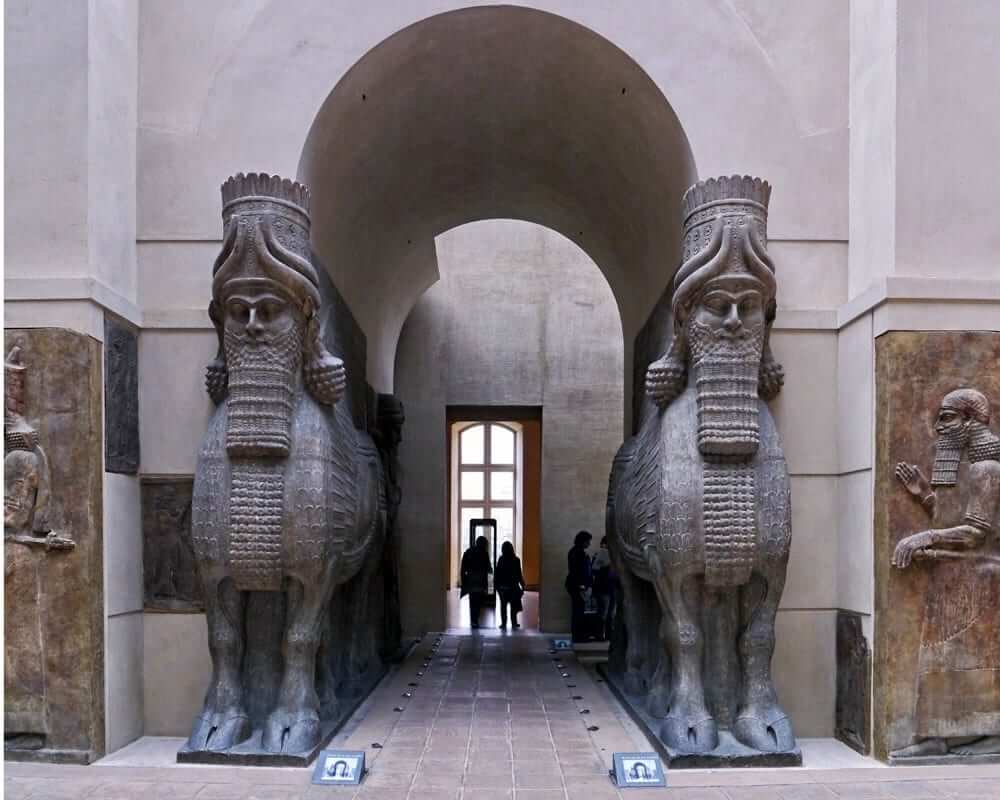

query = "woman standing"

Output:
[[495, 541, 526, 630], [565, 530, 593, 642], [460, 535, 492, 629]]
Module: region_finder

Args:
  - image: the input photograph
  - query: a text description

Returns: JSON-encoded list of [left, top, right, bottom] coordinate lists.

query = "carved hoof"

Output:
[[733, 706, 795, 752], [949, 736, 1000, 757], [646, 684, 671, 719], [186, 710, 251, 752], [889, 738, 948, 759], [660, 714, 718, 753], [262, 709, 320, 754]]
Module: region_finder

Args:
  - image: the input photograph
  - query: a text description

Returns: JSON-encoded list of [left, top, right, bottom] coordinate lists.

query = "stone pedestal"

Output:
[[600, 665, 802, 768]]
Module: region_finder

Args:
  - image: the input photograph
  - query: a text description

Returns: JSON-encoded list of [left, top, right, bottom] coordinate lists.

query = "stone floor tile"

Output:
[[460, 790, 513, 800], [511, 790, 567, 800], [4, 778, 35, 800], [932, 778, 1000, 798], [15, 778, 104, 799], [513, 771, 564, 789], [353, 788, 409, 800]]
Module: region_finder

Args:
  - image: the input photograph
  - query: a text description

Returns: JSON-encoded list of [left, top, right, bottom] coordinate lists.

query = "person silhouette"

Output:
[[495, 541, 525, 630], [461, 535, 492, 629]]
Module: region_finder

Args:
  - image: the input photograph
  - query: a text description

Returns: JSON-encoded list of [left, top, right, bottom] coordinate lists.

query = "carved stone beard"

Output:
[[931, 426, 969, 486], [223, 320, 303, 458], [687, 318, 765, 458], [932, 421, 1000, 486]]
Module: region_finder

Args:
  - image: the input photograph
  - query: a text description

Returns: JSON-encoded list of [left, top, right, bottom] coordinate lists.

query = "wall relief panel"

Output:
[[104, 315, 140, 474], [835, 610, 870, 754], [875, 331, 1000, 764], [4, 329, 104, 763], [142, 477, 202, 612]]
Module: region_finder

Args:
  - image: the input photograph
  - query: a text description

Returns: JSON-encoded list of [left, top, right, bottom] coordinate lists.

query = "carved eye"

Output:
[[227, 301, 250, 324], [704, 297, 728, 315], [739, 297, 760, 315]]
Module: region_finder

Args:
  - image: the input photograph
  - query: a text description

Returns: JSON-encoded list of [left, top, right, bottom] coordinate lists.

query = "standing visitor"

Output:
[[460, 535, 492, 629], [565, 530, 593, 642], [591, 535, 617, 641], [495, 541, 526, 630]]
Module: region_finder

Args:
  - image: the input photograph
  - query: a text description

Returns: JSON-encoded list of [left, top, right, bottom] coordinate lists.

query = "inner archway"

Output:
[[298, 4, 697, 431]]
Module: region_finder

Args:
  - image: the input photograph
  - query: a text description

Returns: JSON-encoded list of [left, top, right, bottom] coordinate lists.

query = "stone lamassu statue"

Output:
[[608, 176, 796, 761], [184, 174, 386, 757], [890, 388, 1000, 759]]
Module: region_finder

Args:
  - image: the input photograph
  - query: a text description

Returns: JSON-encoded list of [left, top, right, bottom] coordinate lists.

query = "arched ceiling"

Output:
[[298, 5, 696, 391]]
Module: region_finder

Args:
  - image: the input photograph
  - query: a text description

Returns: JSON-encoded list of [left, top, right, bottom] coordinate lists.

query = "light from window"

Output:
[[461, 470, 485, 501], [460, 425, 485, 464], [490, 425, 515, 464]]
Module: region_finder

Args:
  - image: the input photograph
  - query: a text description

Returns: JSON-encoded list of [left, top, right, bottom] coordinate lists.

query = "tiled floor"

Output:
[[445, 589, 540, 631], [7, 634, 1000, 799]]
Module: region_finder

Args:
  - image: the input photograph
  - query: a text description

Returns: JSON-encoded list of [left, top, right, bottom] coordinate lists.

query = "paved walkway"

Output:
[[6, 633, 1000, 799]]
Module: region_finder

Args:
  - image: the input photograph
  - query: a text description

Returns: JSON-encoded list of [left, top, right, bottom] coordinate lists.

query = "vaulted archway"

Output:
[[298, 5, 697, 428]]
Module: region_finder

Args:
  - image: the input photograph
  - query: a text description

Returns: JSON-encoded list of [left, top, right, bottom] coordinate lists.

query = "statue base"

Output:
[[177, 666, 386, 768], [5, 747, 95, 765], [599, 664, 802, 768], [888, 752, 1000, 767]]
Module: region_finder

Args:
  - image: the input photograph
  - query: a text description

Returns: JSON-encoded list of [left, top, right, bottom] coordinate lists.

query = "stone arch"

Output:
[[297, 5, 697, 423]]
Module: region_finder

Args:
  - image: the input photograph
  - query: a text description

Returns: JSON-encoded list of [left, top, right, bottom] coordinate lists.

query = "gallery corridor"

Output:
[[8, 634, 1000, 799]]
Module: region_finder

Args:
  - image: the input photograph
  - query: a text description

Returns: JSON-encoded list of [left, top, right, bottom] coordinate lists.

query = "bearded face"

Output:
[[686, 275, 766, 457], [222, 282, 305, 458], [931, 405, 971, 486]]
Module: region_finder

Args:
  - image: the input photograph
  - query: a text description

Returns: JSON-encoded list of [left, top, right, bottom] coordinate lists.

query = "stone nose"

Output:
[[722, 303, 742, 333], [246, 308, 265, 338]]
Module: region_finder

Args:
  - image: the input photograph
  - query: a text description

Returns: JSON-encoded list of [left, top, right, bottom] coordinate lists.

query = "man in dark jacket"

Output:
[[565, 530, 593, 642], [461, 535, 492, 629]]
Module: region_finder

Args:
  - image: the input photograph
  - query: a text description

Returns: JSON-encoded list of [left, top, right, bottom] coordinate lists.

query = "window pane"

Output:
[[461, 471, 484, 501], [490, 471, 514, 501], [460, 425, 484, 464], [490, 425, 515, 464], [460, 507, 484, 548], [493, 507, 515, 551]]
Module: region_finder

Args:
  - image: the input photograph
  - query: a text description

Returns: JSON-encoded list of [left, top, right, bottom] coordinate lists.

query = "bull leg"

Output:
[[655, 573, 718, 752], [186, 577, 251, 751], [617, 563, 651, 695], [733, 570, 794, 752], [263, 575, 335, 753]]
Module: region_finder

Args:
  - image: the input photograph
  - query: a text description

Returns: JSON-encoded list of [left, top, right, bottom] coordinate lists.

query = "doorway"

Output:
[[446, 407, 541, 631]]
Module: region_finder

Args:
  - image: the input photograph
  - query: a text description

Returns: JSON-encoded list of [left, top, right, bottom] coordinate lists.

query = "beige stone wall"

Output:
[[7, 0, 1000, 753]]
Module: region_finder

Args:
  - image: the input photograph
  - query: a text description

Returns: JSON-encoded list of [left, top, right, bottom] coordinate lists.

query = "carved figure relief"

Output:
[[607, 176, 798, 765], [181, 174, 387, 762], [836, 611, 871, 754], [104, 316, 140, 474], [142, 478, 201, 612], [5, 330, 103, 764], [889, 388, 1000, 760], [5, 344, 75, 753]]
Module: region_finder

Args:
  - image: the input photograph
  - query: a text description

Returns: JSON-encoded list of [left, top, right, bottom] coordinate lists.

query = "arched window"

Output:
[[453, 421, 521, 579]]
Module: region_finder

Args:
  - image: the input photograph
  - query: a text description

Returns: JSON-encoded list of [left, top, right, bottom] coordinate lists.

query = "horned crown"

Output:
[[681, 175, 771, 228], [221, 172, 311, 220]]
